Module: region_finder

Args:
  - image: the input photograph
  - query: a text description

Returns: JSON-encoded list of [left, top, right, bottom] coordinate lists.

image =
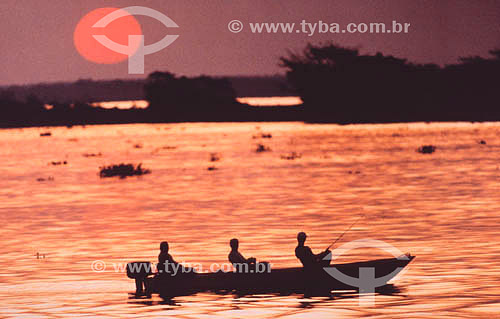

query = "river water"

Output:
[[1, 121, 499, 318]]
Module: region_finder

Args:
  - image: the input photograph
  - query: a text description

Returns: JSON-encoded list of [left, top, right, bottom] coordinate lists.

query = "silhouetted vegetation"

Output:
[[0, 89, 150, 127], [417, 145, 436, 154], [0, 73, 301, 127], [99, 164, 151, 179], [281, 152, 301, 160], [281, 43, 500, 123], [253, 133, 272, 139], [2, 43, 500, 127], [142, 71, 302, 122], [50, 161, 67, 166], [145, 72, 238, 121], [1, 76, 290, 105], [255, 144, 271, 153], [210, 153, 221, 162], [83, 153, 102, 157]]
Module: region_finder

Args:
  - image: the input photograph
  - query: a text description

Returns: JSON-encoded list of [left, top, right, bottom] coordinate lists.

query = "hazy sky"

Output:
[[1, 0, 500, 86]]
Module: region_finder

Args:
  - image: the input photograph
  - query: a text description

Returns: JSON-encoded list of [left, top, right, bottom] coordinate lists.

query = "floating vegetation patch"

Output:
[[50, 161, 67, 166], [255, 144, 271, 153], [417, 145, 436, 154], [210, 153, 221, 162], [253, 133, 273, 139], [83, 153, 102, 157], [281, 152, 302, 160], [99, 163, 151, 179], [151, 146, 177, 155]]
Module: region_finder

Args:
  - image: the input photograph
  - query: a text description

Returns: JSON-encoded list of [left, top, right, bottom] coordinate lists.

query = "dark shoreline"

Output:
[[3, 44, 500, 130], [2, 106, 500, 130]]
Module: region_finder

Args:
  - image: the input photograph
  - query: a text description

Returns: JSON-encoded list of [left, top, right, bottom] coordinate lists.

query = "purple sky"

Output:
[[1, 0, 500, 86]]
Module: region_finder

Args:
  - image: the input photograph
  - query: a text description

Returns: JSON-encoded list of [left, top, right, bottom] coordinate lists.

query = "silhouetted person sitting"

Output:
[[228, 238, 256, 272], [158, 241, 178, 276], [295, 232, 331, 269], [157, 241, 195, 281]]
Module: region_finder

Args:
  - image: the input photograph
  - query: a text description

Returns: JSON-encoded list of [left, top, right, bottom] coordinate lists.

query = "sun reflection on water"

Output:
[[0, 121, 499, 318]]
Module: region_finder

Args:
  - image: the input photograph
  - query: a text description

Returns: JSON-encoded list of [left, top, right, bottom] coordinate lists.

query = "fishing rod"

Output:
[[326, 214, 365, 251]]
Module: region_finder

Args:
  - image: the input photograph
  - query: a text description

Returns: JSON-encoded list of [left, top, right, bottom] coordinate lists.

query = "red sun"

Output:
[[74, 7, 142, 64]]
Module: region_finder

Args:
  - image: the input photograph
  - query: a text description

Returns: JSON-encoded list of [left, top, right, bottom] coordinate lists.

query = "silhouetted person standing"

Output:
[[228, 238, 256, 272], [295, 232, 331, 269]]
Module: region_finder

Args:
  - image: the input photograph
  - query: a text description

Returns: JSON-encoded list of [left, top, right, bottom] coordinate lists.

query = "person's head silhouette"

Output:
[[230, 238, 239, 251], [160, 241, 169, 253], [297, 232, 307, 245]]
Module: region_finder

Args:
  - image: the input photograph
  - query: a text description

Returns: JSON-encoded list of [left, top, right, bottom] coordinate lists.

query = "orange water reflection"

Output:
[[236, 96, 302, 106], [91, 96, 303, 109], [0, 122, 499, 318]]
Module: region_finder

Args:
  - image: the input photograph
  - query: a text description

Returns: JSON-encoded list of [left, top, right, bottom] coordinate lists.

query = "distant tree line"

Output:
[[144, 71, 238, 120], [280, 43, 500, 123], [2, 43, 500, 127], [0, 76, 290, 104], [0, 73, 299, 127], [0, 89, 148, 127], [143, 71, 300, 122]]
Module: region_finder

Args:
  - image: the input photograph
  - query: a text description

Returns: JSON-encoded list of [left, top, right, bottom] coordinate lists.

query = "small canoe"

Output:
[[130, 254, 414, 298]]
